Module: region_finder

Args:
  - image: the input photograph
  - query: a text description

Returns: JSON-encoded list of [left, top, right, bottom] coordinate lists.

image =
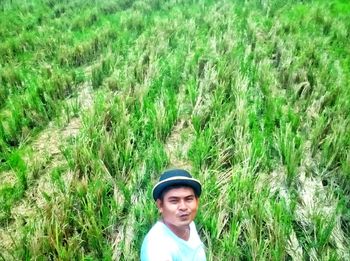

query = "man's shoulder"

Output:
[[141, 221, 177, 261], [142, 221, 176, 246]]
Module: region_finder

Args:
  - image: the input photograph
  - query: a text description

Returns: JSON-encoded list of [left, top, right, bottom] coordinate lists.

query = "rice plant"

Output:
[[0, 0, 349, 260]]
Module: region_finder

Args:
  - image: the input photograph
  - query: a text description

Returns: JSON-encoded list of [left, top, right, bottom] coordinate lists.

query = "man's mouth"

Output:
[[179, 213, 190, 219]]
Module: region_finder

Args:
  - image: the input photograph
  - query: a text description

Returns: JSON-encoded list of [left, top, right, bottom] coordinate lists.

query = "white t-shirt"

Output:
[[141, 221, 206, 261]]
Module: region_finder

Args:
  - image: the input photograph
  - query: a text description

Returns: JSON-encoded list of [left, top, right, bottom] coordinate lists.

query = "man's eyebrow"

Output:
[[167, 195, 195, 200], [167, 196, 180, 200]]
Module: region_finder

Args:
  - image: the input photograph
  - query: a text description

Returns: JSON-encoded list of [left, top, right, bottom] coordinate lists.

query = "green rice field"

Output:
[[0, 0, 349, 260]]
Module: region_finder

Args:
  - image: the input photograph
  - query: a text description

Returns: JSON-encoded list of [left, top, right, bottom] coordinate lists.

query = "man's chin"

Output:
[[177, 217, 192, 225]]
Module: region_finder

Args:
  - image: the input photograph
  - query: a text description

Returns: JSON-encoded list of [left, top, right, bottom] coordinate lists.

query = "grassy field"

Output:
[[0, 0, 349, 260]]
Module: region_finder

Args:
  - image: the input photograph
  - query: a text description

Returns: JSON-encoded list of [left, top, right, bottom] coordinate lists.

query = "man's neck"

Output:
[[161, 219, 190, 241]]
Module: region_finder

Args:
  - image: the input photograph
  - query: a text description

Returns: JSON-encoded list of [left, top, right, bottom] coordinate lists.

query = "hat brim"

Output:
[[152, 176, 202, 201]]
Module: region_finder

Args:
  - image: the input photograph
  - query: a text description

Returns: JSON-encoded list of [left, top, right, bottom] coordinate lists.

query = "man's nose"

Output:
[[179, 200, 188, 210]]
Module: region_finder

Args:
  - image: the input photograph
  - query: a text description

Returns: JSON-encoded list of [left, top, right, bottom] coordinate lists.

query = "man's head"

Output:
[[152, 169, 202, 201], [152, 169, 202, 228]]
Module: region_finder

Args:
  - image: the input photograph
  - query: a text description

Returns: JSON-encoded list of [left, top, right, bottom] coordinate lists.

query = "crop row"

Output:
[[1, 0, 349, 260]]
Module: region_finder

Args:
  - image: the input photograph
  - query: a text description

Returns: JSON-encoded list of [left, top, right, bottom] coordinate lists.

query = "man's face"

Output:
[[157, 187, 199, 229]]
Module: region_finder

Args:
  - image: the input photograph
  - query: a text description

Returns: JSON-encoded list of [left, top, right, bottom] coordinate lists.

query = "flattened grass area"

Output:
[[1, 0, 349, 259]]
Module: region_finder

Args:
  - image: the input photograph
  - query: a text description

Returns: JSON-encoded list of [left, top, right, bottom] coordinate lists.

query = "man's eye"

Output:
[[186, 197, 194, 202], [169, 200, 178, 204]]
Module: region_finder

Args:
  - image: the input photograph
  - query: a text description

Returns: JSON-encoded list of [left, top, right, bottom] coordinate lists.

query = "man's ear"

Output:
[[156, 199, 163, 213]]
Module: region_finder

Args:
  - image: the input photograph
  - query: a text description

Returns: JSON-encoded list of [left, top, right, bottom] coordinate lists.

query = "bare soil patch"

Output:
[[164, 119, 194, 171]]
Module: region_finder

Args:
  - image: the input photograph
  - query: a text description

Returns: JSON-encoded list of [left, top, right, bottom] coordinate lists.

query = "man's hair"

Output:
[[158, 184, 198, 201]]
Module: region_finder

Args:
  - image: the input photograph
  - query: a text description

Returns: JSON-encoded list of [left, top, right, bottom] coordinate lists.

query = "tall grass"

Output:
[[0, 0, 349, 260]]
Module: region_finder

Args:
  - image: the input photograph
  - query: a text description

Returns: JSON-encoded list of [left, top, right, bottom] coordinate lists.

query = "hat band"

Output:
[[152, 176, 201, 194]]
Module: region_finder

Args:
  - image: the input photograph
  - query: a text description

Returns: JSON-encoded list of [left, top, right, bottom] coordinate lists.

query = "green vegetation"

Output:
[[1, 0, 349, 260]]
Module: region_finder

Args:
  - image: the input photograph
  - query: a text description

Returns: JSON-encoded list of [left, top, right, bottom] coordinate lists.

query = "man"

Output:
[[141, 169, 206, 261]]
